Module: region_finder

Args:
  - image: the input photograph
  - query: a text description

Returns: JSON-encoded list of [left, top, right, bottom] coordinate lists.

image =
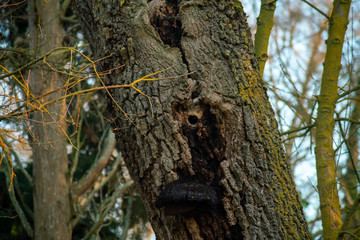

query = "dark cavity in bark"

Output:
[[173, 102, 226, 184], [148, 0, 192, 72], [155, 102, 228, 216], [155, 101, 242, 238], [148, 0, 181, 48]]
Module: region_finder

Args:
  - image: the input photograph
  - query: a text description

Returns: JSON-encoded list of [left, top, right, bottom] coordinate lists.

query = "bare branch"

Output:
[[337, 196, 360, 239], [0, 134, 32, 185], [338, 83, 360, 100], [80, 180, 134, 240], [72, 152, 123, 227], [72, 130, 116, 198], [70, 117, 83, 184], [301, 0, 329, 20], [120, 197, 134, 240], [337, 115, 360, 184], [1, 160, 33, 238], [281, 123, 315, 136], [61, 0, 72, 15]]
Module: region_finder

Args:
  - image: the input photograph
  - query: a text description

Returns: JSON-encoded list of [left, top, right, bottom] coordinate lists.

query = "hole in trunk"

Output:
[[188, 115, 199, 125]]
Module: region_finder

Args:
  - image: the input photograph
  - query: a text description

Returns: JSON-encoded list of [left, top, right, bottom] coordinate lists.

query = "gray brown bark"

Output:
[[75, 0, 311, 239], [29, 0, 71, 239]]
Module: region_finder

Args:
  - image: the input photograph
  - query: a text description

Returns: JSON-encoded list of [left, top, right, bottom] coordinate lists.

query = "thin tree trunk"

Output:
[[29, 0, 71, 239], [315, 0, 352, 239], [254, 0, 277, 79], [75, 1, 311, 239]]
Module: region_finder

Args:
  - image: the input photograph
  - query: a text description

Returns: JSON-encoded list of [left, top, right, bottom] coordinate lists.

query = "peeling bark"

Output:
[[75, 0, 311, 239]]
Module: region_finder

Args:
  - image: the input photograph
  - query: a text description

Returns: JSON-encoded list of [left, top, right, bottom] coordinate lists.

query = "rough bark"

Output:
[[75, 1, 310, 239], [29, 0, 72, 239]]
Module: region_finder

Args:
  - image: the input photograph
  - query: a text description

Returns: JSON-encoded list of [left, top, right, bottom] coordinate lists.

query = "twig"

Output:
[[1, 68, 189, 121], [0, 134, 32, 185], [335, 117, 360, 125], [0, 48, 55, 81], [280, 123, 315, 136], [336, 114, 360, 184], [338, 83, 360, 100], [301, 0, 329, 20], [70, 117, 83, 184]]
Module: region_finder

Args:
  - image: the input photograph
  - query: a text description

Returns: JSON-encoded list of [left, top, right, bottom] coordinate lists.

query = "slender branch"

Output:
[[337, 115, 360, 184], [0, 48, 30, 56], [70, 117, 83, 185], [1, 69, 188, 122], [0, 134, 32, 185], [335, 117, 360, 125], [72, 130, 116, 198], [13, 176, 34, 219], [0, 83, 125, 121], [337, 196, 360, 239], [301, 0, 330, 20], [0, 48, 61, 81], [281, 123, 315, 136], [0, 54, 113, 122], [120, 197, 134, 240], [61, 0, 72, 15], [60, 15, 78, 23], [2, 160, 33, 238], [80, 180, 134, 240], [338, 83, 360, 100], [315, 0, 352, 238], [72, 153, 123, 227], [8, 184, 34, 238]]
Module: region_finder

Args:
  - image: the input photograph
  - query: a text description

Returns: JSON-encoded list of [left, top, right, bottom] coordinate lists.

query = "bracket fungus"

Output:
[[155, 180, 218, 216]]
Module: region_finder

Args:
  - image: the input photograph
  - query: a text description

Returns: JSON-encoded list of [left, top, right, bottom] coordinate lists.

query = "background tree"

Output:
[[314, 1, 351, 239], [244, 0, 359, 239], [28, 0, 72, 238]]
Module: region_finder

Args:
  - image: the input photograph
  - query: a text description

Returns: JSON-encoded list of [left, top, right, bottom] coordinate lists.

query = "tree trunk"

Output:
[[29, 0, 72, 239], [75, 1, 310, 239], [254, 0, 276, 79], [315, 1, 351, 239]]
